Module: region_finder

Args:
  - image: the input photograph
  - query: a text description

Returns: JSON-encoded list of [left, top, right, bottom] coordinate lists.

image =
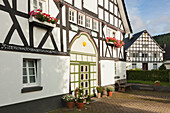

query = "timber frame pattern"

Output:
[[126, 30, 164, 63], [0, 0, 127, 60]]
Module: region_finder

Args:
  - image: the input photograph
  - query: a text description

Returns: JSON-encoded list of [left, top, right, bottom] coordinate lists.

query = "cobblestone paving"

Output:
[[49, 90, 170, 113]]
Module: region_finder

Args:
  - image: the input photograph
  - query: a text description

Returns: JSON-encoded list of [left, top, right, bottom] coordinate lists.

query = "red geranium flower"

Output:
[[37, 9, 42, 12]]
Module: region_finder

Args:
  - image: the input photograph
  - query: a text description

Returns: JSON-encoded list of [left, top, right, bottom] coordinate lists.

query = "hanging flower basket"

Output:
[[106, 37, 125, 48], [29, 9, 57, 28]]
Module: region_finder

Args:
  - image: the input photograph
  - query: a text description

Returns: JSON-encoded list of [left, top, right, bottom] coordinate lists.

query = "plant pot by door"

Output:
[[77, 102, 84, 109], [66, 102, 74, 109], [155, 83, 160, 86], [97, 93, 101, 98], [108, 91, 112, 97]]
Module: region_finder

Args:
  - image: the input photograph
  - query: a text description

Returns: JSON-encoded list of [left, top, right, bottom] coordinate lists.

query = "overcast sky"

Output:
[[125, 0, 170, 36]]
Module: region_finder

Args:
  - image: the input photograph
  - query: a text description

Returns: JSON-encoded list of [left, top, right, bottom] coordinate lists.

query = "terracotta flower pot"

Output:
[[97, 93, 101, 98], [155, 83, 160, 86], [66, 102, 74, 109], [77, 102, 84, 109], [108, 91, 112, 97]]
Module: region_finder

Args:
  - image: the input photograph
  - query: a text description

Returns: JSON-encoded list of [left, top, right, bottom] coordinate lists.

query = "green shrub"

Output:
[[159, 64, 166, 70], [127, 70, 170, 82], [96, 87, 103, 93], [106, 86, 114, 92]]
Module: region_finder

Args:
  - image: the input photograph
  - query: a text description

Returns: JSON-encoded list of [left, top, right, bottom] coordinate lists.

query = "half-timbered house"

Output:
[[0, 0, 132, 112], [125, 30, 164, 70]]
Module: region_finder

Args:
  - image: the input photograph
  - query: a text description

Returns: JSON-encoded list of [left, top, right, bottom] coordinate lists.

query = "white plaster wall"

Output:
[[84, 0, 97, 14], [0, 51, 70, 107], [100, 60, 115, 86], [49, 0, 59, 18], [74, 0, 82, 9], [64, 0, 72, 4], [17, 0, 28, 13]]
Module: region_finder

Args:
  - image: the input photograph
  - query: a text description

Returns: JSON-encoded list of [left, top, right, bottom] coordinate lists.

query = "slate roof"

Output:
[[125, 30, 145, 50]]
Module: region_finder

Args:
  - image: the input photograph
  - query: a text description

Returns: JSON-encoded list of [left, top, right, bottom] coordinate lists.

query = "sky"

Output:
[[124, 0, 170, 36]]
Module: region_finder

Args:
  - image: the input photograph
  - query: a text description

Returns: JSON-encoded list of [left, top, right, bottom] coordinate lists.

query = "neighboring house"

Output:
[[0, 0, 132, 113], [125, 30, 164, 70], [163, 44, 170, 70]]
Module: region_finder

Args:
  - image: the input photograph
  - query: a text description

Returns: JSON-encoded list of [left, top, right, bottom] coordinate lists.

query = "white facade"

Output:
[[125, 30, 164, 70], [0, 0, 132, 111]]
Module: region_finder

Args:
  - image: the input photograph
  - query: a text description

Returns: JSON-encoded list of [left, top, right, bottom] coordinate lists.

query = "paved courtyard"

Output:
[[49, 90, 170, 113]]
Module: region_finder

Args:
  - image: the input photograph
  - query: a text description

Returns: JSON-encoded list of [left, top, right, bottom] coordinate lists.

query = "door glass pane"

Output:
[[85, 82, 88, 87], [28, 61, 34, 67], [81, 66, 83, 72], [86, 74, 88, 79], [23, 68, 27, 75], [81, 74, 83, 80], [85, 90, 88, 95], [30, 76, 36, 83], [85, 66, 88, 72], [23, 76, 27, 84], [29, 68, 35, 75], [81, 82, 84, 88]]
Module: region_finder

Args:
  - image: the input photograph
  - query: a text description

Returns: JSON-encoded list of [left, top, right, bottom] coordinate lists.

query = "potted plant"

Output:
[[96, 87, 103, 98], [62, 94, 75, 109], [106, 86, 114, 97], [76, 88, 85, 109], [86, 95, 91, 104], [154, 80, 161, 86]]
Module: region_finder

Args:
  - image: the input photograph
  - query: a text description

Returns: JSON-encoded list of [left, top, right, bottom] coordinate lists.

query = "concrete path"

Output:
[[49, 90, 170, 113]]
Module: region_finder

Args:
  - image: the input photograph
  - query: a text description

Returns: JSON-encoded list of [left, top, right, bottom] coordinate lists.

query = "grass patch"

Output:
[[127, 80, 170, 86]]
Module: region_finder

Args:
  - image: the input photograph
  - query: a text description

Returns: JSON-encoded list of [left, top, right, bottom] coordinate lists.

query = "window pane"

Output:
[[23, 60, 26, 67], [28, 61, 34, 67], [30, 76, 36, 83], [81, 82, 84, 88], [85, 66, 88, 72], [29, 68, 35, 75], [81, 74, 83, 80], [34, 0, 37, 6], [85, 82, 88, 87], [23, 68, 27, 75], [39, 2, 43, 10], [81, 66, 83, 72], [23, 76, 27, 84], [86, 74, 88, 79]]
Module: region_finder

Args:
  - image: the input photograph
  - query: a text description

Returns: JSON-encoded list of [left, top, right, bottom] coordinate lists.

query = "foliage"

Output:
[[62, 94, 75, 102], [154, 80, 160, 84], [153, 33, 170, 47], [106, 86, 114, 92], [76, 88, 85, 103], [106, 37, 125, 48], [29, 9, 57, 24], [127, 70, 170, 82], [86, 95, 91, 102], [96, 87, 103, 93], [159, 64, 166, 70]]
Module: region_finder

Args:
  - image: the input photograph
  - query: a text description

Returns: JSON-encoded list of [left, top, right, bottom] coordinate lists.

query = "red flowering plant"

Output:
[[29, 9, 57, 24], [106, 37, 125, 48]]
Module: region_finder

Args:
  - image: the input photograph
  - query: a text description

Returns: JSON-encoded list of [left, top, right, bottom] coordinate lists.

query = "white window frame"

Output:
[[23, 59, 41, 87], [132, 64, 136, 69], [86, 17, 91, 28], [69, 9, 76, 23], [153, 64, 157, 70], [93, 20, 98, 31], [78, 13, 84, 26], [32, 0, 46, 12]]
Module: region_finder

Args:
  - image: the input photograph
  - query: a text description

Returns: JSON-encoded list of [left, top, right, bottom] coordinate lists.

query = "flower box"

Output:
[[29, 16, 56, 28], [106, 37, 125, 48]]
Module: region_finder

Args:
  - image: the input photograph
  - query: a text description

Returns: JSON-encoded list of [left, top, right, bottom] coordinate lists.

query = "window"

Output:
[[154, 53, 157, 58], [93, 20, 97, 30], [33, 0, 44, 11], [133, 53, 136, 57], [153, 64, 157, 70], [23, 59, 40, 87], [78, 14, 83, 25], [132, 64, 136, 69], [69, 9, 75, 22], [86, 17, 91, 28]]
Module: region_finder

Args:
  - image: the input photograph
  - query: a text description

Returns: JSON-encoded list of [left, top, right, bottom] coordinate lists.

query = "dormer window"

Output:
[[33, 0, 45, 11]]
